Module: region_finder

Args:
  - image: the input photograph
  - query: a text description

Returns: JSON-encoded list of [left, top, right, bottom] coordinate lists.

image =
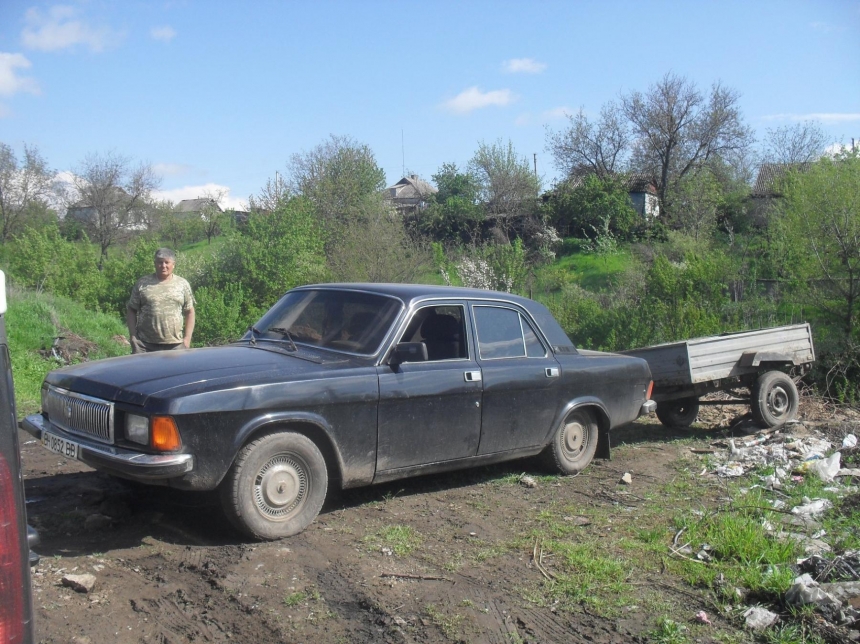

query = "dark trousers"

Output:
[[130, 336, 184, 354]]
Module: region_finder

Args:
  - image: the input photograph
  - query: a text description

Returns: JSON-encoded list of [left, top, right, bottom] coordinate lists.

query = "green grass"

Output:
[[363, 524, 422, 556], [5, 287, 129, 415], [536, 240, 634, 292]]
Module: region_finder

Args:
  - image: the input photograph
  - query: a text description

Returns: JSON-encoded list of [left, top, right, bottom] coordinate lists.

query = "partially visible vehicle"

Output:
[[24, 283, 655, 540], [623, 323, 815, 428], [0, 270, 36, 643]]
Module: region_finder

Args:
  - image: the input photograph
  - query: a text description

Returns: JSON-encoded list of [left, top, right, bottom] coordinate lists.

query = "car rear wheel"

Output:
[[220, 431, 328, 540], [542, 408, 598, 475], [655, 397, 700, 428], [751, 371, 799, 427]]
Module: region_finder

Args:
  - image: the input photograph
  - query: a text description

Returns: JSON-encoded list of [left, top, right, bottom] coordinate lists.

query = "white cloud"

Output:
[[441, 86, 516, 114], [541, 106, 572, 121], [153, 183, 247, 211], [502, 58, 547, 74], [22, 5, 123, 53], [763, 112, 860, 124], [150, 26, 177, 42], [0, 52, 40, 96], [153, 162, 192, 178]]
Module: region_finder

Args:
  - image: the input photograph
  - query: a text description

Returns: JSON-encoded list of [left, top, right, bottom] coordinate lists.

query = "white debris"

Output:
[[519, 475, 538, 488], [842, 434, 857, 448], [743, 605, 779, 630], [620, 472, 632, 485], [785, 578, 842, 609], [809, 452, 841, 482], [791, 498, 833, 518]]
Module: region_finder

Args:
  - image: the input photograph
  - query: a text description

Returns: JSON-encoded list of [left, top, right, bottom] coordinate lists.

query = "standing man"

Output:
[[127, 248, 195, 353]]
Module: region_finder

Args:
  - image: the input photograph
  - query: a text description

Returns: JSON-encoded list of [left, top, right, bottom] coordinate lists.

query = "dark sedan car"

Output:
[[24, 284, 655, 540]]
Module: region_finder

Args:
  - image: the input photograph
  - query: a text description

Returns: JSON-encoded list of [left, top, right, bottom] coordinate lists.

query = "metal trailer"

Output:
[[621, 323, 815, 428]]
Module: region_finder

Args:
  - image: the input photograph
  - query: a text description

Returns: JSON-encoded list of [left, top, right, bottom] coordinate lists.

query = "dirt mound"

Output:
[[38, 332, 100, 364]]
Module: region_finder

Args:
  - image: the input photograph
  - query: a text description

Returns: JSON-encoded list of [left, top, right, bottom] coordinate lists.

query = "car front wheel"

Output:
[[542, 408, 598, 475], [220, 431, 328, 540]]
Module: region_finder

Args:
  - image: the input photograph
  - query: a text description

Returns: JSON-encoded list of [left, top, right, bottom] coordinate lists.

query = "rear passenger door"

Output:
[[471, 302, 561, 455]]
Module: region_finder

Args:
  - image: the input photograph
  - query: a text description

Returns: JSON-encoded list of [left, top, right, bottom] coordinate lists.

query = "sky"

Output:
[[0, 0, 858, 210]]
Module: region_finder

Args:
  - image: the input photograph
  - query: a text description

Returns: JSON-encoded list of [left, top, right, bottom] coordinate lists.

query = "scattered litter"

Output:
[[563, 516, 591, 526], [519, 474, 538, 488], [843, 434, 858, 448], [381, 547, 393, 556], [808, 452, 841, 482], [694, 610, 711, 625], [620, 472, 632, 485], [785, 577, 842, 609], [716, 463, 745, 477], [743, 605, 778, 630], [799, 551, 860, 583], [791, 498, 833, 518]]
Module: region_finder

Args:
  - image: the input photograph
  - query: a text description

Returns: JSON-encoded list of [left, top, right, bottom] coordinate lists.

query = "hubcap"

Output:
[[254, 455, 307, 519], [563, 421, 585, 457], [768, 386, 789, 416]]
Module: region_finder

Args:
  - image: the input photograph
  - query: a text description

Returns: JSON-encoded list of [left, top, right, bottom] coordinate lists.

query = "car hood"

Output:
[[44, 345, 359, 406]]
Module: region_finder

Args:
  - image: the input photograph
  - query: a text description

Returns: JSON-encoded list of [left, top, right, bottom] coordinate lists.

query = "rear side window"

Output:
[[473, 306, 546, 359]]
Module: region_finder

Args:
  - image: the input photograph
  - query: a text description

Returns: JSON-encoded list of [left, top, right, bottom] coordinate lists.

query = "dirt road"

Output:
[[17, 406, 856, 644]]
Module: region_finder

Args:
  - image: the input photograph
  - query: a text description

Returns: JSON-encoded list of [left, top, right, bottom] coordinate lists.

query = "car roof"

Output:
[[293, 283, 577, 352]]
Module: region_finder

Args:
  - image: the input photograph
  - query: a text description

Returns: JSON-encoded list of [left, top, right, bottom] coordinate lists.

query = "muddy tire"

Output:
[[655, 397, 700, 428], [542, 408, 598, 475], [220, 432, 327, 540], [751, 371, 799, 427]]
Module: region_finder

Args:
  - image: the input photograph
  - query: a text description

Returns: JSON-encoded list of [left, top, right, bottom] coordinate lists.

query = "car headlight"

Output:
[[126, 414, 149, 445]]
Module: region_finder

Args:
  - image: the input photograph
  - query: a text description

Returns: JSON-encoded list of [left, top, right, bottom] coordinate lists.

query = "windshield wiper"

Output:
[[266, 327, 298, 351]]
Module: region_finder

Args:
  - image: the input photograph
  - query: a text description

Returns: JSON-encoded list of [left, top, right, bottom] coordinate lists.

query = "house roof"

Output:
[[175, 198, 222, 213], [385, 175, 438, 200], [565, 172, 657, 194], [752, 163, 811, 197]]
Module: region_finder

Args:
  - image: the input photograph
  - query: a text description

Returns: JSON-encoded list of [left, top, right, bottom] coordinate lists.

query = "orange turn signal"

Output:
[[151, 416, 182, 451], [645, 380, 654, 400]]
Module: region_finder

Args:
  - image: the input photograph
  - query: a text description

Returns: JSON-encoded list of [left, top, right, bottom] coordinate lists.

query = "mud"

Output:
[[18, 398, 860, 643]]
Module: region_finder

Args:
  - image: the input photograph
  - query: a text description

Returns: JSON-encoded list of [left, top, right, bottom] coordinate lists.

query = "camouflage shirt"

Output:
[[128, 274, 195, 344]]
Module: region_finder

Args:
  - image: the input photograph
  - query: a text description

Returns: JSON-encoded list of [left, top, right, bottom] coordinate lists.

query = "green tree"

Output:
[[0, 142, 56, 243], [548, 174, 637, 240], [469, 139, 541, 241], [775, 152, 860, 338], [210, 197, 328, 314], [421, 162, 483, 243]]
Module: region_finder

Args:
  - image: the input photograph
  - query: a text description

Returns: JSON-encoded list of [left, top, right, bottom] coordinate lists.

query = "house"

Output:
[[749, 163, 811, 228], [175, 198, 222, 218], [65, 186, 150, 231], [385, 175, 437, 215]]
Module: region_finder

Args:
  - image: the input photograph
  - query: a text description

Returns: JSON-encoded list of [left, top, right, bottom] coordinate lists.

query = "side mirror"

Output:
[[389, 342, 428, 366]]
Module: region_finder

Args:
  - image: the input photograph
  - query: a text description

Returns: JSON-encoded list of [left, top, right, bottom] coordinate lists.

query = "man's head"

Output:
[[154, 248, 176, 281]]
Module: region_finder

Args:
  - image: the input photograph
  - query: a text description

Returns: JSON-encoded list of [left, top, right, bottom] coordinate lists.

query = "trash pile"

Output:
[[700, 423, 860, 636]]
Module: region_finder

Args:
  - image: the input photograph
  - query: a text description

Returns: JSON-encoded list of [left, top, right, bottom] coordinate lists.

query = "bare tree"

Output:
[[622, 72, 753, 217], [469, 139, 541, 240], [0, 142, 56, 242], [763, 121, 828, 164], [545, 102, 630, 179], [248, 172, 290, 213], [70, 151, 160, 264], [200, 189, 226, 244]]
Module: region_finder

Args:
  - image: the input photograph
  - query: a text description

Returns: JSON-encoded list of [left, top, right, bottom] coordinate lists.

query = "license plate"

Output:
[[42, 431, 80, 460]]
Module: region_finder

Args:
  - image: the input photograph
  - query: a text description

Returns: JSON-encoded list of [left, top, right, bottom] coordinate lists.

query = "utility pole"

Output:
[[533, 153, 537, 178]]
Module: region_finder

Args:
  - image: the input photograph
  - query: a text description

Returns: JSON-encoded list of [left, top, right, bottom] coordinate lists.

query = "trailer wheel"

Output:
[[655, 397, 700, 428], [752, 371, 798, 427]]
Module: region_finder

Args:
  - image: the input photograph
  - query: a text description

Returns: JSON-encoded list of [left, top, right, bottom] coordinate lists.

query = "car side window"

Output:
[[474, 306, 547, 360], [399, 305, 468, 361], [522, 316, 547, 357]]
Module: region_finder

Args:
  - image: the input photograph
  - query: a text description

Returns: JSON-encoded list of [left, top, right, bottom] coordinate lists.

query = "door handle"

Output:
[[545, 367, 559, 378], [464, 371, 482, 382]]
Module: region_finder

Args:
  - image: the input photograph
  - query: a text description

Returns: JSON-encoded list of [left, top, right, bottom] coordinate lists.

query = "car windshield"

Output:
[[246, 289, 402, 355]]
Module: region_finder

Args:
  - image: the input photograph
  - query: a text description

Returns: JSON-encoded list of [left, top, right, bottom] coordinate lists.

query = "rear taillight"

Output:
[[646, 380, 654, 400], [0, 454, 25, 643]]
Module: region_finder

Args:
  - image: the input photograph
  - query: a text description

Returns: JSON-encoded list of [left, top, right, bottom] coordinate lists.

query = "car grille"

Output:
[[43, 386, 114, 444]]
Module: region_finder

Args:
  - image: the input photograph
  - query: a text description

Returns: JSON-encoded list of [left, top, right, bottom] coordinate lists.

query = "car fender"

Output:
[[231, 411, 351, 486], [546, 396, 612, 460]]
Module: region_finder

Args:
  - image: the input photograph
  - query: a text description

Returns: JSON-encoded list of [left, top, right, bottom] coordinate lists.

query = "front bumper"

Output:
[[23, 414, 194, 481], [638, 400, 657, 418]]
